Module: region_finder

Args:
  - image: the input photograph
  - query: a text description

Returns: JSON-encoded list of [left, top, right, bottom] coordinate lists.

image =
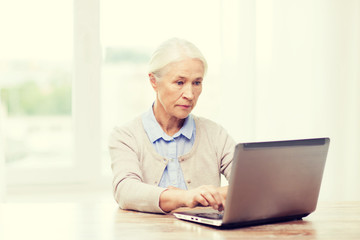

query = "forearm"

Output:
[[159, 188, 187, 212], [114, 178, 167, 213]]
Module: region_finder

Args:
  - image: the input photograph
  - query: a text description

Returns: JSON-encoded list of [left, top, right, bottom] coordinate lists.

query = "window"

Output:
[[0, 0, 74, 183]]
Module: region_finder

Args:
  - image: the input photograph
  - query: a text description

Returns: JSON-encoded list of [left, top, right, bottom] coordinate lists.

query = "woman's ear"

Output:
[[149, 73, 157, 91]]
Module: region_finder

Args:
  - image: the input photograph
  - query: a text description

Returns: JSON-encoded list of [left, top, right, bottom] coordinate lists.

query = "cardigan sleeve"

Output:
[[109, 122, 166, 213], [195, 116, 236, 181], [217, 126, 236, 180], [201, 117, 236, 180]]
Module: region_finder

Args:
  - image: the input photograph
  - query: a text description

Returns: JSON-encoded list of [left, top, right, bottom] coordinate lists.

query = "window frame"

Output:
[[6, 0, 103, 185]]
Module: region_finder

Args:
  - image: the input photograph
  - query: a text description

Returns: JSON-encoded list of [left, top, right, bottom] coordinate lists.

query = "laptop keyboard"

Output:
[[195, 212, 224, 220]]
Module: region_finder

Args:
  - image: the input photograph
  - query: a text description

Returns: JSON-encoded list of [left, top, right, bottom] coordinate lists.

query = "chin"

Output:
[[178, 112, 192, 119], [172, 107, 194, 119], [171, 111, 188, 119]]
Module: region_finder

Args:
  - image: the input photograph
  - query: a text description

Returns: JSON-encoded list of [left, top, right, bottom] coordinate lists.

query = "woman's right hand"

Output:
[[183, 185, 226, 211], [159, 185, 228, 212]]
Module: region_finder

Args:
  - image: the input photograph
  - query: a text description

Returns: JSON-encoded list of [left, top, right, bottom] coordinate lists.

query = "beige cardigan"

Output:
[[109, 115, 236, 213]]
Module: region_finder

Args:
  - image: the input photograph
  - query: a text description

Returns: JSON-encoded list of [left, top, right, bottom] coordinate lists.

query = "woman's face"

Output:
[[150, 58, 204, 120]]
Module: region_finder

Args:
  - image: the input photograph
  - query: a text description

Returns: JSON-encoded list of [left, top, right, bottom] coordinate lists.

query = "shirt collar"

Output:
[[142, 105, 194, 143]]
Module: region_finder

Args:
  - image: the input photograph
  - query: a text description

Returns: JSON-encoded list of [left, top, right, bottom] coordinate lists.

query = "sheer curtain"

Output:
[[221, 0, 360, 201], [0, 100, 6, 201]]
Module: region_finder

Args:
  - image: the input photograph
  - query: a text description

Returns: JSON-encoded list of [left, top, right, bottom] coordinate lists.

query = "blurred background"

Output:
[[0, 0, 359, 203]]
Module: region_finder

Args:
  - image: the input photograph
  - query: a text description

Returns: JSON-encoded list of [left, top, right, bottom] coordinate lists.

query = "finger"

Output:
[[211, 190, 224, 208], [217, 192, 226, 211], [218, 196, 225, 212], [195, 193, 210, 207], [200, 192, 224, 211], [185, 190, 209, 208], [201, 187, 225, 210], [200, 192, 216, 209]]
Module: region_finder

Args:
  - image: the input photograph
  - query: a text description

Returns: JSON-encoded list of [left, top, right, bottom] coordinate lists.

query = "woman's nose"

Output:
[[182, 84, 194, 100]]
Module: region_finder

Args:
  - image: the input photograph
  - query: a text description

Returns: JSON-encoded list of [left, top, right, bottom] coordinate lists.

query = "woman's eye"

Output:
[[193, 81, 202, 86], [176, 81, 184, 86]]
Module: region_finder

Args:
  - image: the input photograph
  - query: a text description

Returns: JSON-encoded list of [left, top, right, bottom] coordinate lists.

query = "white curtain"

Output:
[[221, 0, 360, 201], [0, 99, 6, 201]]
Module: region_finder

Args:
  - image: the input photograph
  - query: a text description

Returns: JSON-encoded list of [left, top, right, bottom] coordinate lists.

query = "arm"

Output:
[[159, 185, 228, 212], [109, 124, 166, 213], [217, 125, 237, 180]]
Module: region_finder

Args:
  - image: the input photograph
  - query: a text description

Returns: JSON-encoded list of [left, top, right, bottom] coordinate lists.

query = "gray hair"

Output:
[[148, 38, 208, 78]]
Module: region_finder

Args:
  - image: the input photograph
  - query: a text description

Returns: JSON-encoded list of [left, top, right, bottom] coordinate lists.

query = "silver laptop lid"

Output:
[[223, 138, 330, 224]]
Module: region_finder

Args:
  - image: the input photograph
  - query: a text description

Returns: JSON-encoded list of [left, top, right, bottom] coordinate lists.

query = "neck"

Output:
[[153, 102, 185, 136]]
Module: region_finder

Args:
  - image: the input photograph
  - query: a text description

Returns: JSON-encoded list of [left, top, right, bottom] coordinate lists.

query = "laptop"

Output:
[[173, 137, 330, 228]]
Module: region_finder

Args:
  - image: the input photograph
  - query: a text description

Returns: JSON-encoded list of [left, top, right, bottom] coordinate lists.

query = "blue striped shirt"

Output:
[[141, 106, 195, 190]]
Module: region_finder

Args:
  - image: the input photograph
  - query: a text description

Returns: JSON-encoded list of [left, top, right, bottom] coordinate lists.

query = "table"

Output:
[[1, 202, 359, 240]]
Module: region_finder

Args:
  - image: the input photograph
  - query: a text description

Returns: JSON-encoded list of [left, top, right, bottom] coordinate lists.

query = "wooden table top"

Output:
[[1, 201, 359, 240]]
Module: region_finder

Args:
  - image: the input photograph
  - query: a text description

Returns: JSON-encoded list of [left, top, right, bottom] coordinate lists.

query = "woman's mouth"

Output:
[[178, 105, 191, 109]]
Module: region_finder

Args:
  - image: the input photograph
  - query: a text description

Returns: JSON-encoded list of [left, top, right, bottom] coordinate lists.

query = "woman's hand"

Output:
[[159, 185, 228, 213], [183, 185, 225, 211]]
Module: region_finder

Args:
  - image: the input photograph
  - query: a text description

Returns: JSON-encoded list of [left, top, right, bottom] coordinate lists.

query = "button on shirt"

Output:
[[142, 106, 195, 190]]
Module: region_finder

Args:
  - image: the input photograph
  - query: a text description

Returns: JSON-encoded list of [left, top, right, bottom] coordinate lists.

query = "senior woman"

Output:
[[109, 38, 236, 213]]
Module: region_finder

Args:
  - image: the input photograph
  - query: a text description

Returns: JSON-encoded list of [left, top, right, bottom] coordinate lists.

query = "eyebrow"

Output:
[[176, 76, 203, 81]]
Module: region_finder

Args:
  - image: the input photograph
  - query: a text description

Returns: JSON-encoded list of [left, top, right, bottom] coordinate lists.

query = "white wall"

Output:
[[221, 0, 360, 200]]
